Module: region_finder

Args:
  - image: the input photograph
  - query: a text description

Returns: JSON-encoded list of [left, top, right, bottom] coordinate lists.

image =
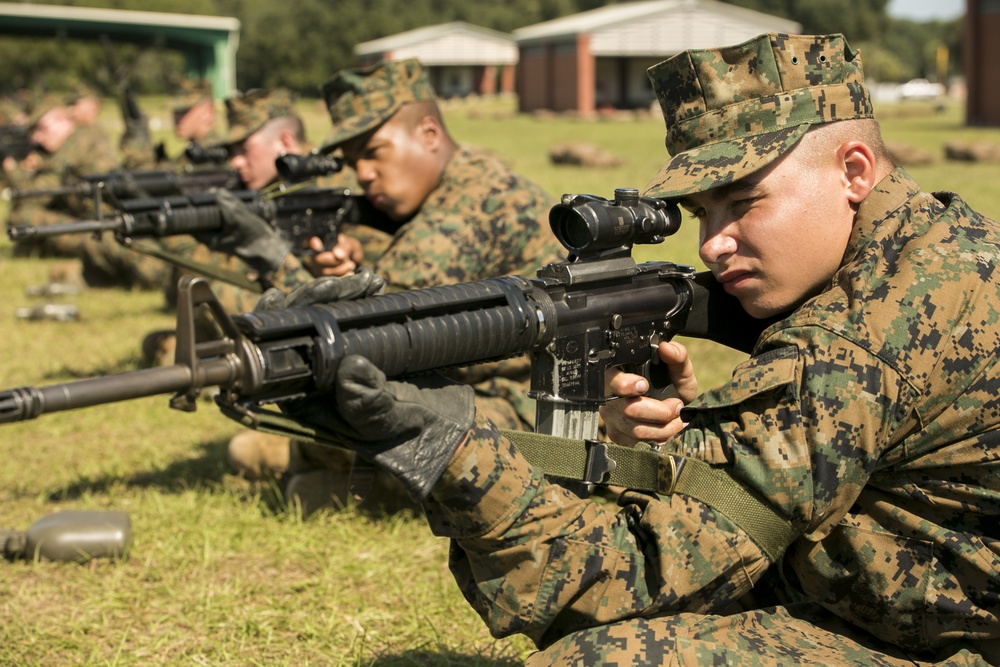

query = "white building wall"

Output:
[[389, 33, 518, 65], [590, 7, 797, 56]]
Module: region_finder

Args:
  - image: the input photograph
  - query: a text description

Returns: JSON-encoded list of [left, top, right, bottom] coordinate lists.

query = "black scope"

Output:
[[549, 187, 681, 255], [184, 144, 230, 165], [275, 153, 344, 183]]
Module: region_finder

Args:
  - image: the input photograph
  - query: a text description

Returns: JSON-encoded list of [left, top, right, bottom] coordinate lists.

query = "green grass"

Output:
[[3, 94, 1000, 665]]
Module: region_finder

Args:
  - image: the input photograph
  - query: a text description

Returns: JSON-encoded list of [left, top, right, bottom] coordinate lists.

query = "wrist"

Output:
[[423, 420, 542, 538]]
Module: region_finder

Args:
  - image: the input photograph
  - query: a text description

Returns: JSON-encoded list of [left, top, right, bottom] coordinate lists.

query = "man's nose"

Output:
[[699, 220, 738, 266]]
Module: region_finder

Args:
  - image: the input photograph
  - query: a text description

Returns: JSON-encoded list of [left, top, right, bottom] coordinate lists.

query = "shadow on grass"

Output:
[[367, 651, 523, 667], [44, 438, 288, 514]]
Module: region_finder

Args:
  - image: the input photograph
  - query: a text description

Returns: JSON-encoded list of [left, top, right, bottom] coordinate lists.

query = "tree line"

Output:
[[0, 0, 962, 99]]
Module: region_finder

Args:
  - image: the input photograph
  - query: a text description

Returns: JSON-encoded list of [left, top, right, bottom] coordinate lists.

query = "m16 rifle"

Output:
[[275, 152, 344, 184], [6, 185, 356, 260], [2, 165, 242, 204], [0, 124, 40, 162], [184, 143, 230, 165], [0, 188, 771, 452]]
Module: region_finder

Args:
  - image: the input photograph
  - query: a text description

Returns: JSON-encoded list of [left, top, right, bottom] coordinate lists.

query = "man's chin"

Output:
[[739, 298, 781, 320]]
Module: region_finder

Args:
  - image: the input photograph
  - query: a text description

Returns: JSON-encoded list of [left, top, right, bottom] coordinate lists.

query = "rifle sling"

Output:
[[225, 404, 798, 562], [500, 429, 798, 563], [127, 241, 263, 293]]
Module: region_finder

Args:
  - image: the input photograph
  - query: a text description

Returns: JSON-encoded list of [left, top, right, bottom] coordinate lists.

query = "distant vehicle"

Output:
[[898, 78, 946, 100]]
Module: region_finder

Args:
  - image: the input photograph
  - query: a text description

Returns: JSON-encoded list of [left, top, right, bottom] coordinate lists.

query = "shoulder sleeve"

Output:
[[676, 327, 910, 538]]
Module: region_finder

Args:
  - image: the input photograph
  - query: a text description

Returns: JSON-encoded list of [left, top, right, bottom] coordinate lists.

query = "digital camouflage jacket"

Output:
[[423, 168, 999, 662]]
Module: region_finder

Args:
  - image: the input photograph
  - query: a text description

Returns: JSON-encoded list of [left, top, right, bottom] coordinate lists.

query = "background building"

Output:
[[0, 2, 239, 98], [355, 21, 517, 98], [964, 0, 1000, 126], [512, 0, 800, 115]]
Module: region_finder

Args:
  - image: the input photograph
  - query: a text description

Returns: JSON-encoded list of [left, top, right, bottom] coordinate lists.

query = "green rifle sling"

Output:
[[500, 429, 799, 563], [127, 240, 263, 293], [224, 406, 799, 562]]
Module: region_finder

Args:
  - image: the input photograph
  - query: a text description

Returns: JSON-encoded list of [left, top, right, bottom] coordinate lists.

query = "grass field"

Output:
[[2, 94, 1000, 666]]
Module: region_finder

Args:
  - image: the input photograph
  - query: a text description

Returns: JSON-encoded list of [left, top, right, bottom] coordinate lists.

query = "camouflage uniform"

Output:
[[280, 59, 564, 513], [6, 101, 119, 259], [4, 94, 178, 290], [157, 88, 305, 315], [409, 34, 1000, 664]]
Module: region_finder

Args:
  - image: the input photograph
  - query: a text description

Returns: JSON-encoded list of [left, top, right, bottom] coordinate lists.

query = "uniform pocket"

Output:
[[795, 522, 933, 650], [676, 346, 800, 465]]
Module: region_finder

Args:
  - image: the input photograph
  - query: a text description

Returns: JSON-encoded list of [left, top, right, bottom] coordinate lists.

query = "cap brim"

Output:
[[642, 125, 810, 200], [318, 104, 403, 154], [224, 127, 254, 146]]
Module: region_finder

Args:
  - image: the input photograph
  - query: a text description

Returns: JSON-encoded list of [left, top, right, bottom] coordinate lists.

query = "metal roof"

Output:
[[356, 21, 518, 65], [0, 3, 240, 96], [0, 2, 239, 44], [514, 0, 800, 47]]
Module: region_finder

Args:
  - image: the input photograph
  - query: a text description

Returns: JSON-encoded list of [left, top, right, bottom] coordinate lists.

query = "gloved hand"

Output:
[[283, 355, 475, 500], [252, 266, 385, 312], [196, 188, 291, 275]]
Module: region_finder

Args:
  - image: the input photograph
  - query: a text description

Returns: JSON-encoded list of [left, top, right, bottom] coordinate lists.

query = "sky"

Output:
[[886, 0, 964, 21]]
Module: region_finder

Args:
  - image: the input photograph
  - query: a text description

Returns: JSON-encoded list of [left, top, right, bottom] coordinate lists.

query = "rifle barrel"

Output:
[[0, 358, 240, 424], [7, 219, 118, 240]]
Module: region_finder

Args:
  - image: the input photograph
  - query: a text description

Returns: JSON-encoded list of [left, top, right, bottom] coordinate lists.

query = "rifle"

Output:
[[2, 166, 242, 203], [0, 124, 39, 162], [0, 188, 771, 449], [275, 152, 344, 184], [184, 143, 230, 166], [7, 185, 355, 259], [102, 35, 154, 164]]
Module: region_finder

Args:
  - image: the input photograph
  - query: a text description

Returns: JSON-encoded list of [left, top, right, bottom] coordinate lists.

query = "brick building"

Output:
[[512, 0, 799, 115], [965, 0, 1000, 126]]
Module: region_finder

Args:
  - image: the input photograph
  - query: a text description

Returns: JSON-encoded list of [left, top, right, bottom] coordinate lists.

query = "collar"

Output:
[[843, 166, 922, 264]]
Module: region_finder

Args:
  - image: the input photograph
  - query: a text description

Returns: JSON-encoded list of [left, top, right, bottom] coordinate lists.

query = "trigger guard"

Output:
[[645, 360, 678, 401]]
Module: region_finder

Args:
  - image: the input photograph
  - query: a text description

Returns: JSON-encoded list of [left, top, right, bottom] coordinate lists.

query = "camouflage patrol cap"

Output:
[[319, 58, 436, 152], [28, 93, 67, 126], [225, 87, 297, 144], [171, 79, 213, 113], [642, 33, 874, 199], [65, 83, 99, 105]]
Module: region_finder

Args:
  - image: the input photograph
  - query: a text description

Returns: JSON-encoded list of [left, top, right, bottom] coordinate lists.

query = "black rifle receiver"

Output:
[[0, 124, 40, 162]]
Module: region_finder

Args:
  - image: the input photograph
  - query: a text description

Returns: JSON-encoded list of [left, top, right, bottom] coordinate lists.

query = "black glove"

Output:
[[253, 266, 386, 312], [197, 188, 290, 275], [283, 355, 475, 500]]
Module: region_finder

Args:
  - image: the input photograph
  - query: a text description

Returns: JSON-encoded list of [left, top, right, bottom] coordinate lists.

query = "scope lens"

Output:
[[549, 205, 595, 251]]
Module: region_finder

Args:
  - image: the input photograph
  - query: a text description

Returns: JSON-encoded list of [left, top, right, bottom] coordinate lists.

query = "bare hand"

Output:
[[18, 152, 42, 174], [600, 341, 698, 447], [304, 234, 363, 277]]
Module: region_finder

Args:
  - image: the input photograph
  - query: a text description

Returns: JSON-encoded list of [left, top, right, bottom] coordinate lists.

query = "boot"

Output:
[[141, 329, 177, 367], [226, 430, 290, 479], [284, 469, 351, 517]]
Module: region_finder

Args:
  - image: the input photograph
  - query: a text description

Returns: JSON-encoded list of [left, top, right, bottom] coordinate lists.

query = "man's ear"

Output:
[[276, 129, 298, 154], [416, 116, 443, 151], [840, 140, 879, 205]]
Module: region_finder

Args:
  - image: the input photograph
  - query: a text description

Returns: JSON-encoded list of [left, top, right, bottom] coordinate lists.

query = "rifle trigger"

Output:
[[583, 440, 617, 484]]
